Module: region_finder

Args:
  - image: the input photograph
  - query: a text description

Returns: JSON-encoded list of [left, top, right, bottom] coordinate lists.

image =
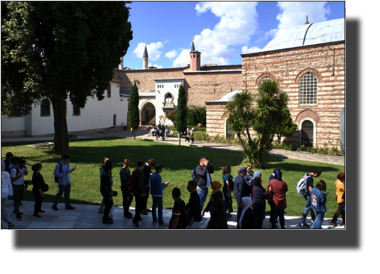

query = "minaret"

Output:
[[190, 37, 201, 71], [118, 56, 124, 70], [143, 42, 149, 69], [305, 15, 310, 24]]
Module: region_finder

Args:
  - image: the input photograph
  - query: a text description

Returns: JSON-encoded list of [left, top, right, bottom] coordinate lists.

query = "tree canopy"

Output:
[[175, 83, 187, 146], [2, 1, 133, 150], [128, 81, 139, 139]]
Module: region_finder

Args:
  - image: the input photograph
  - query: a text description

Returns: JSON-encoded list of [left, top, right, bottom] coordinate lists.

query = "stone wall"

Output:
[[240, 41, 345, 148]]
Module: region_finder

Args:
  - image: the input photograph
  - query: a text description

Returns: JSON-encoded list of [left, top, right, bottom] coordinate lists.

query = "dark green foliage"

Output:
[[226, 79, 295, 169], [128, 81, 139, 138], [166, 109, 176, 126], [274, 108, 297, 143], [187, 105, 206, 127], [1, 2, 133, 150], [175, 83, 187, 145]]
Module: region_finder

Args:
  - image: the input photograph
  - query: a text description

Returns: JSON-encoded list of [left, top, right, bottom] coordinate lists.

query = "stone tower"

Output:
[[143, 42, 149, 69], [190, 37, 201, 71]]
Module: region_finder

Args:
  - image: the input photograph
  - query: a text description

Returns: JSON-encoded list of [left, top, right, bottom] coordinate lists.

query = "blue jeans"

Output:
[[161, 135, 165, 140], [301, 195, 316, 224], [271, 209, 285, 229], [129, 131, 133, 137], [311, 211, 325, 229], [152, 196, 163, 224], [197, 188, 208, 211]]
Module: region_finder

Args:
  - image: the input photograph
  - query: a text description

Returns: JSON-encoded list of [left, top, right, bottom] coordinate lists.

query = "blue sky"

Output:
[[123, 1, 345, 69]]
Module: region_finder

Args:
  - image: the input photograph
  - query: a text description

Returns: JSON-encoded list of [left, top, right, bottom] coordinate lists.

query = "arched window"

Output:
[[165, 93, 173, 103], [299, 72, 317, 105], [41, 99, 50, 117], [302, 120, 314, 147], [259, 76, 272, 86]]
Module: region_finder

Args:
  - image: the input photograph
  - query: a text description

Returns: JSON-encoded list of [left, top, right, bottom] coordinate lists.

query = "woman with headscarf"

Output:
[[266, 169, 288, 229], [251, 172, 268, 229], [32, 163, 46, 218], [1, 160, 15, 228], [202, 180, 228, 229], [238, 196, 257, 229]]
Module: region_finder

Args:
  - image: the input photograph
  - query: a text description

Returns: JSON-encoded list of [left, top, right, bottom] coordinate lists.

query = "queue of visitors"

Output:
[[1, 151, 345, 229]]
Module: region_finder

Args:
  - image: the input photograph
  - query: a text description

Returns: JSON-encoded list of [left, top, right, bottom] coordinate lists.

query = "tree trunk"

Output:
[[261, 144, 267, 169], [134, 130, 136, 139], [51, 94, 69, 151], [179, 132, 181, 146]]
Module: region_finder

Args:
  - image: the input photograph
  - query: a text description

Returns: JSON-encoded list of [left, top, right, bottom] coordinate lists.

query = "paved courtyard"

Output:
[[1, 200, 344, 230]]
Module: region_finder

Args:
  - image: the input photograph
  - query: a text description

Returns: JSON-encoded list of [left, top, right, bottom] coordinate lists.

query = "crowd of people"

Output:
[[1, 151, 345, 229]]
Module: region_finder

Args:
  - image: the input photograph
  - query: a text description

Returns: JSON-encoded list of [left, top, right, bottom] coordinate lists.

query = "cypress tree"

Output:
[[128, 81, 140, 139], [175, 83, 187, 146]]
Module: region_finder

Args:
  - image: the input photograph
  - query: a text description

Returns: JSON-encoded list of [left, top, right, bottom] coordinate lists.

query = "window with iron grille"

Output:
[[40, 99, 50, 117], [302, 120, 314, 147], [299, 72, 317, 105]]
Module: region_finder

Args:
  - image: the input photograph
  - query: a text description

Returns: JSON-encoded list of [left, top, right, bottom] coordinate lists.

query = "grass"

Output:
[[2, 137, 345, 218]]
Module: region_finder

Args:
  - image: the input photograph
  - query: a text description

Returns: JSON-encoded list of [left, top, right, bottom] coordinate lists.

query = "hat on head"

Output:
[[239, 167, 247, 173], [6, 152, 13, 158]]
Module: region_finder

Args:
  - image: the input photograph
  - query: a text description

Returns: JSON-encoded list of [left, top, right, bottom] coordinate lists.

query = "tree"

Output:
[[166, 109, 176, 126], [128, 80, 139, 139], [274, 108, 297, 144], [187, 105, 206, 127], [225, 79, 294, 169], [1, 2, 133, 150], [175, 83, 187, 146]]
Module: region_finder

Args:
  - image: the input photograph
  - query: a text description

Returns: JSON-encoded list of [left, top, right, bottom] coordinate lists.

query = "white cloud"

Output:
[[133, 42, 164, 61], [274, 2, 330, 36], [173, 2, 260, 67], [148, 63, 163, 69], [173, 49, 191, 67], [241, 46, 262, 54], [165, 49, 177, 59]]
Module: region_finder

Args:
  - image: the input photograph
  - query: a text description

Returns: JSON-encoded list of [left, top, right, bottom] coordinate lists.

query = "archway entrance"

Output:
[[141, 102, 156, 125], [302, 120, 313, 147]]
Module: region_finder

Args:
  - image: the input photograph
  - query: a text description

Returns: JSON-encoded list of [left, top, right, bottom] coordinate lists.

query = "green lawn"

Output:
[[2, 137, 344, 218]]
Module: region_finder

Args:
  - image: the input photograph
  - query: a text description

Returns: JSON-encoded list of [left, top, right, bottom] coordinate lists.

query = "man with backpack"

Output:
[[52, 154, 76, 211], [298, 169, 321, 227], [132, 160, 145, 227]]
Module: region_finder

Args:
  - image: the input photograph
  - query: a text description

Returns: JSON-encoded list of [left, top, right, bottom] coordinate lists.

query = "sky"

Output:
[[122, 1, 345, 69]]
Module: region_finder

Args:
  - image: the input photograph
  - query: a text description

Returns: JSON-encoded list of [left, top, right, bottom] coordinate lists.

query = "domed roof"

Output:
[[262, 18, 344, 52]]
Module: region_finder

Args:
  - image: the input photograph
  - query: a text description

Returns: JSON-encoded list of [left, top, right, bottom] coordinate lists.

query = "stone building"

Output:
[[206, 18, 345, 148], [115, 39, 242, 126]]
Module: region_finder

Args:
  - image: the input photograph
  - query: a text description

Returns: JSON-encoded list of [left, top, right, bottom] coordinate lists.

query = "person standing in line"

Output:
[[266, 169, 288, 229], [132, 160, 145, 227], [299, 169, 321, 227], [185, 180, 202, 228], [202, 181, 228, 229], [141, 159, 155, 215], [150, 164, 169, 227], [238, 196, 257, 229], [31, 163, 46, 218], [234, 167, 249, 225], [100, 160, 114, 224], [251, 175, 268, 229], [1, 160, 15, 228], [169, 187, 187, 229], [310, 180, 328, 229], [185, 128, 190, 143], [4, 152, 13, 173], [330, 172, 345, 226], [52, 154, 76, 211], [222, 166, 234, 219], [129, 127, 134, 137], [195, 157, 214, 219], [10, 158, 28, 220], [120, 159, 133, 219], [98, 156, 113, 217], [268, 168, 279, 225], [155, 127, 160, 140]]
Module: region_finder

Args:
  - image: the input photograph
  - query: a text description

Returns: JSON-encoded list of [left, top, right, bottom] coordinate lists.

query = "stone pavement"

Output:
[[1, 200, 344, 229]]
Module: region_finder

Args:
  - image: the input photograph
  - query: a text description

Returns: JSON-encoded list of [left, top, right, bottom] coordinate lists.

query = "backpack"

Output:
[[296, 173, 311, 196], [191, 167, 198, 181], [54, 162, 68, 183], [127, 173, 137, 192]]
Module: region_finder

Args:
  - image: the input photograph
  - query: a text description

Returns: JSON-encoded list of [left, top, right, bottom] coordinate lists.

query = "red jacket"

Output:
[[266, 179, 288, 210]]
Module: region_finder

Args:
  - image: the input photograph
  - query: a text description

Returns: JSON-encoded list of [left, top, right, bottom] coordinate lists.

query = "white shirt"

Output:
[[2, 171, 13, 197], [10, 166, 27, 185]]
